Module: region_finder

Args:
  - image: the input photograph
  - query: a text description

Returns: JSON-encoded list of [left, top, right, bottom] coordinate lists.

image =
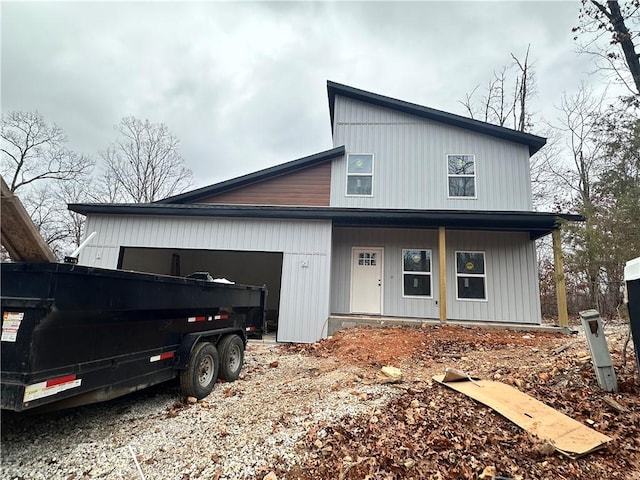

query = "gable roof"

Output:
[[158, 146, 345, 204], [327, 81, 546, 156]]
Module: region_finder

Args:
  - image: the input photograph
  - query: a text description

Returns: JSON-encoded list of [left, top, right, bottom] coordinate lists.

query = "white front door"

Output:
[[350, 248, 383, 314]]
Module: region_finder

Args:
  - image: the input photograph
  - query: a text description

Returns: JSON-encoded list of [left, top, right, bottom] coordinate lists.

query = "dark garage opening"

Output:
[[118, 247, 283, 335]]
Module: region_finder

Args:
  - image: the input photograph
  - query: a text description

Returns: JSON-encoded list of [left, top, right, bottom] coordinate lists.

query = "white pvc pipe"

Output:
[[70, 231, 97, 258]]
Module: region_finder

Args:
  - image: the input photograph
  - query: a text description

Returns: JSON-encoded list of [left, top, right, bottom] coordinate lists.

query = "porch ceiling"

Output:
[[68, 203, 583, 240]]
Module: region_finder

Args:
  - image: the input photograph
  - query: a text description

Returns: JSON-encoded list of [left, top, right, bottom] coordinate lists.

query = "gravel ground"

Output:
[[1, 320, 636, 480], [0, 343, 401, 480]]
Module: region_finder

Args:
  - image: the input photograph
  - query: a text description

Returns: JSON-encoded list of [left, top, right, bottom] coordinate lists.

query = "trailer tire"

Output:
[[218, 334, 244, 382], [180, 342, 219, 399]]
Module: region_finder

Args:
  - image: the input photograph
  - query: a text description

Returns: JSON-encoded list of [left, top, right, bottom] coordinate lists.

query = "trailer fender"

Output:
[[175, 328, 245, 370]]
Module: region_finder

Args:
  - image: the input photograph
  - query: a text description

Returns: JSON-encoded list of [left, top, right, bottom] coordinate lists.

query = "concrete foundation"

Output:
[[327, 315, 573, 337]]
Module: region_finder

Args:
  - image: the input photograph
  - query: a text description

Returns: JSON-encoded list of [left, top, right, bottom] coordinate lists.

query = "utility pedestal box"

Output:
[[579, 309, 618, 392], [624, 256, 640, 381]]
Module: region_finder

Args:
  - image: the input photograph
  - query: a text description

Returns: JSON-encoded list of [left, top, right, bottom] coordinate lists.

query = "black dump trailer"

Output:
[[0, 262, 266, 412]]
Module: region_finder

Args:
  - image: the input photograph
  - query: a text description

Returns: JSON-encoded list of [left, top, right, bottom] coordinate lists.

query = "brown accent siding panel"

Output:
[[198, 162, 331, 206]]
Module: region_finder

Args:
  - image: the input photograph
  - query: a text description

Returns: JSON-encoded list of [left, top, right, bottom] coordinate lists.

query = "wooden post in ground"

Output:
[[439, 226, 447, 323], [552, 228, 569, 327]]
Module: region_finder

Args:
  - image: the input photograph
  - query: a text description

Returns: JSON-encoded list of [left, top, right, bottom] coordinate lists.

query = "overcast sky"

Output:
[[1, 1, 613, 191]]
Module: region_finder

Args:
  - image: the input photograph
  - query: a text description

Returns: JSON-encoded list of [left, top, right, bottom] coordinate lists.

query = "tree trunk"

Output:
[[591, 0, 640, 95], [607, 0, 640, 95]]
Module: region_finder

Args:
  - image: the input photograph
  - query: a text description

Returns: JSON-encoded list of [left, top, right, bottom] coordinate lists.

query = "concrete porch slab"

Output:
[[327, 315, 575, 337]]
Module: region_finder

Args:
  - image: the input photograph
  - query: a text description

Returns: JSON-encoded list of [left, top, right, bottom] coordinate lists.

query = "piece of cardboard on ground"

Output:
[[433, 371, 611, 458]]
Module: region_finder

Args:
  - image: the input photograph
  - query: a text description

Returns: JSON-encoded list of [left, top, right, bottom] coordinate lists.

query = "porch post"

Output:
[[552, 228, 569, 327], [439, 226, 447, 323]]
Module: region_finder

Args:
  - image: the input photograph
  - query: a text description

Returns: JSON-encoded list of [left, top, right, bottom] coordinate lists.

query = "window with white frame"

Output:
[[402, 249, 432, 297], [455, 251, 486, 300], [346, 154, 374, 196], [447, 154, 476, 198]]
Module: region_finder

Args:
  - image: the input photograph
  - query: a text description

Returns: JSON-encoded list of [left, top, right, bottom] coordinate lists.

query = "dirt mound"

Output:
[[283, 324, 564, 367]]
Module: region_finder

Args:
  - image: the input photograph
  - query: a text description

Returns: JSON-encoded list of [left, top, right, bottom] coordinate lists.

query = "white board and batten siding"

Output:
[[330, 96, 533, 211], [331, 227, 541, 324], [81, 214, 333, 343], [445, 230, 541, 324]]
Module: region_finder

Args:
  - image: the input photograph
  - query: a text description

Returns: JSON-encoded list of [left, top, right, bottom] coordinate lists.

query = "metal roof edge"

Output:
[[327, 80, 547, 155], [156, 146, 346, 204], [68, 203, 583, 222]]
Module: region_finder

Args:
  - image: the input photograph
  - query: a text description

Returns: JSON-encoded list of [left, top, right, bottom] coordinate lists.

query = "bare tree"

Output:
[[546, 84, 607, 208], [99, 117, 192, 203], [573, 0, 640, 98], [545, 85, 610, 311], [459, 46, 545, 210], [528, 127, 564, 209], [15, 177, 94, 258], [1, 111, 93, 193], [55, 179, 92, 249], [1, 111, 94, 259], [459, 46, 536, 132], [512, 46, 534, 132], [21, 186, 69, 258]]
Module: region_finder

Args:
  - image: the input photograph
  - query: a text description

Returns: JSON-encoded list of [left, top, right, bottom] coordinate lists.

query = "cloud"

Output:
[[1, 1, 619, 189]]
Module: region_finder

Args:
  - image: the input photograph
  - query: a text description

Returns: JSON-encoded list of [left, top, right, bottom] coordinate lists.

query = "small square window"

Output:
[[447, 154, 476, 198], [456, 252, 485, 275], [404, 274, 431, 296], [346, 154, 374, 196], [347, 176, 372, 196], [358, 252, 376, 266], [348, 155, 373, 174], [457, 277, 485, 299]]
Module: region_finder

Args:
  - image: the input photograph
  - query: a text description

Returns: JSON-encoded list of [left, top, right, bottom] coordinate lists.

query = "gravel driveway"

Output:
[[1, 343, 399, 480]]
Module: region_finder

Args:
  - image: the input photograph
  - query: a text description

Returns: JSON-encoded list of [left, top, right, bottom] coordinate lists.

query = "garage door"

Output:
[[119, 247, 283, 335]]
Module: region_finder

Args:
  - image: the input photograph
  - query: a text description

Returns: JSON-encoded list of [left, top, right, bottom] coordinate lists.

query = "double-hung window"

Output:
[[455, 251, 486, 300], [346, 154, 374, 196], [447, 154, 476, 198], [402, 249, 432, 297]]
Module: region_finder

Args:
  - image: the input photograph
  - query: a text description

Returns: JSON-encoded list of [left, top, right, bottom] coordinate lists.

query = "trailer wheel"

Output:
[[218, 335, 244, 382], [180, 342, 219, 399]]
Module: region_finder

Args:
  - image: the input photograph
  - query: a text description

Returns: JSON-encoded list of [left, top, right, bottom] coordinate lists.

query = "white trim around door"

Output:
[[350, 247, 384, 314]]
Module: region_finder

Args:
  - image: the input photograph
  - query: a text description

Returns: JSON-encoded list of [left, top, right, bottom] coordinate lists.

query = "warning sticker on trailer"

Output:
[[23, 375, 82, 403], [2, 312, 24, 342]]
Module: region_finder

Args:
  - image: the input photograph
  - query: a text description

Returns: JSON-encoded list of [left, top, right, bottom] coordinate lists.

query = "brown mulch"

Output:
[[274, 324, 640, 480]]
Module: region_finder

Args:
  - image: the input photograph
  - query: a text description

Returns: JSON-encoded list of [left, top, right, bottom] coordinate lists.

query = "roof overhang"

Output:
[[68, 203, 583, 240], [327, 81, 547, 156]]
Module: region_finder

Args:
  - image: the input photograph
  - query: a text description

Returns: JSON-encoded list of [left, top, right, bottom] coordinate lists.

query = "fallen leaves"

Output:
[[267, 324, 640, 480]]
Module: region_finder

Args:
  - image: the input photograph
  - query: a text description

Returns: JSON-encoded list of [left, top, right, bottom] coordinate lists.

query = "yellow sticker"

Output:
[[466, 262, 474, 270]]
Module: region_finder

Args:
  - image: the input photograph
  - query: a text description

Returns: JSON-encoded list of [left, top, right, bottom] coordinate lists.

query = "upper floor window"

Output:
[[346, 154, 374, 196], [402, 249, 432, 297], [455, 251, 486, 300], [447, 154, 476, 198]]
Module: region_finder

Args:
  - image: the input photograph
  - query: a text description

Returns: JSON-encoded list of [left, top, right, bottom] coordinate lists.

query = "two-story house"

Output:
[[70, 81, 580, 342]]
